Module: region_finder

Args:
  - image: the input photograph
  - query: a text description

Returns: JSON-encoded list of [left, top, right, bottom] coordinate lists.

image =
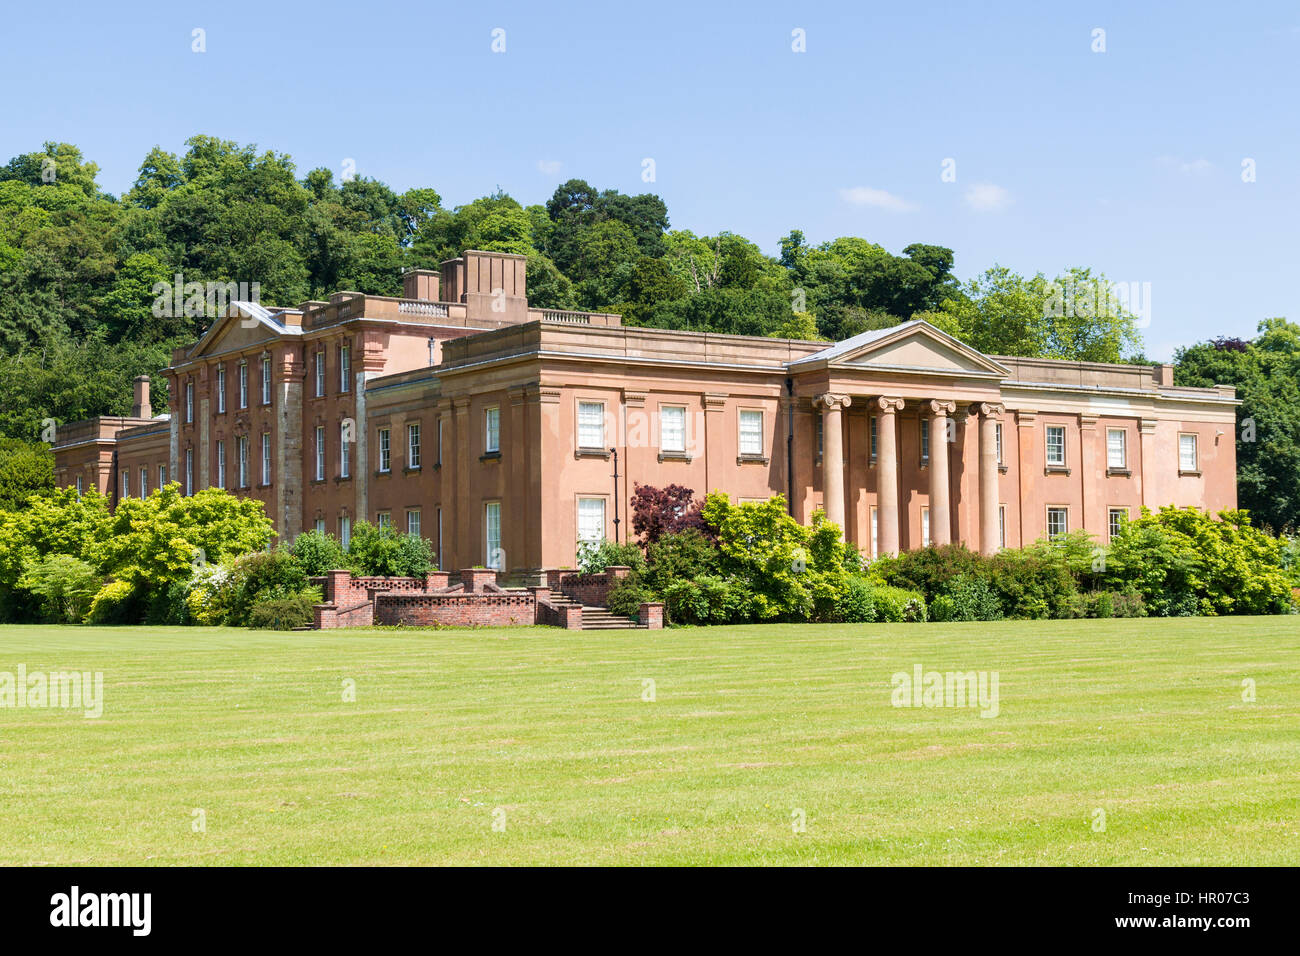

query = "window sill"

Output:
[[480, 451, 502, 463], [574, 448, 609, 460], [657, 451, 692, 463], [1178, 469, 1202, 477], [737, 454, 770, 465], [256, 483, 273, 490], [375, 469, 392, 478], [1044, 465, 1071, 476], [310, 478, 328, 486], [403, 466, 422, 474], [1106, 467, 1131, 477], [334, 476, 353, 484]]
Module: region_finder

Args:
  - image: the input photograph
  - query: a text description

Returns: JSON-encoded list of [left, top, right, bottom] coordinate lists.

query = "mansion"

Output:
[[52, 249, 1240, 578]]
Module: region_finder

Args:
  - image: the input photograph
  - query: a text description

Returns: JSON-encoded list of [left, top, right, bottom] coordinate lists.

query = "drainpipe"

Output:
[[610, 447, 621, 543], [785, 377, 794, 515]]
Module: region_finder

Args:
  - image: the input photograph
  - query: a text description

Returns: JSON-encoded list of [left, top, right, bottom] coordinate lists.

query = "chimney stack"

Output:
[[402, 268, 441, 302], [132, 375, 152, 419]]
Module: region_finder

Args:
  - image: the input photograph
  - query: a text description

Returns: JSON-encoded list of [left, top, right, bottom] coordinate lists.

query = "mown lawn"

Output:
[[0, 617, 1296, 865]]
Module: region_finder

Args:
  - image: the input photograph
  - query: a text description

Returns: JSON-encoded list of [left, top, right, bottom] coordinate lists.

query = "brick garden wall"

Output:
[[374, 591, 536, 627]]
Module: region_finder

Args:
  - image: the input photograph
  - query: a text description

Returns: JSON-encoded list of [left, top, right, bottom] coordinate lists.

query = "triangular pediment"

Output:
[[188, 302, 300, 359], [789, 320, 1007, 377]]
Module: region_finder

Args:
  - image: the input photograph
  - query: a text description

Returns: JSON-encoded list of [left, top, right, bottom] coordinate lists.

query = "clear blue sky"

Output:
[[4, 0, 1297, 359]]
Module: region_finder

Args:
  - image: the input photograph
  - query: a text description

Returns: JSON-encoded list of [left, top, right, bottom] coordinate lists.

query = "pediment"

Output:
[[188, 303, 299, 360], [789, 320, 1007, 378]]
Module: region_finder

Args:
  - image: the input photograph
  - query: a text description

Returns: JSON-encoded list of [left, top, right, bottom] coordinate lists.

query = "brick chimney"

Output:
[[132, 375, 152, 419], [1156, 364, 1175, 387], [402, 268, 440, 302]]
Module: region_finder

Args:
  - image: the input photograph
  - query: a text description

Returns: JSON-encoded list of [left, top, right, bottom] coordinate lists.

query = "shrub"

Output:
[[870, 584, 929, 623], [662, 579, 707, 625], [576, 538, 646, 575], [248, 588, 320, 630], [290, 529, 352, 575], [17, 554, 100, 623], [836, 576, 877, 623], [643, 528, 719, 593], [929, 574, 1003, 622], [661, 575, 753, 626], [347, 522, 434, 577], [870, 544, 990, 604], [630, 483, 709, 544], [988, 549, 1079, 619], [86, 580, 140, 625], [227, 550, 309, 626], [605, 576, 656, 620]]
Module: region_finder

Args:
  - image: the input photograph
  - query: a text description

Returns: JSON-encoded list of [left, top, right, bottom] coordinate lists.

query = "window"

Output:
[[376, 511, 391, 531], [485, 406, 501, 454], [120, 470, 129, 499], [185, 448, 194, 496], [139, 466, 147, 499], [870, 416, 878, 459], [1179, 433, 1198, 472], [216, 440, 226, 489], [184, 382, 194, 423], [428, 338, 436, 366], [1045, 425, 1066, 466], [739, 409, 763, 457], [339, 344, 351, 392], [315, 426, 325, 481], [577, 401, 603, 449], [377, 428, 391, 472], [920, 419, 930, 463], [314, 351, 325, 398], [407, 509, 421, 537], [1046, 507, 1068, 540], [216, 365, 226, 413], [236, 437, 248, 488], [158, 464, 167, 489], [660, 406, 686, 453], [815, 415, 824, 459], [995, 423, 1003, 464], [238, 362, 248, 409], [436, 507, 443, 569], [340, 423, 351, 478], [436, 419, 444, 465], [339, 515, 351, 550], [998, 505, 1007, 549], [1107, 428, 1127, 469], [261, 433, 271, 485], [485, 502, 502, 569], [1108, 507, 1128, 541], [75, 476, 83, 496], [261, 356, 272, 405], [921, 506, 930, 547], [314, 518, 325, 534], [870, 507, 879, 559], [577, 497, 605, 546], [407, 423, 421, 469]]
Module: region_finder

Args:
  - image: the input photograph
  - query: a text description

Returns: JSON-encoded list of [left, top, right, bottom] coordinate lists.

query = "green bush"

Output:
[[290, 529, 352, 575], [836, 576, 877, 623], [86, 579, 140, 625], [869, 584, 929, 623], [929, 574, 1003, 622], [988, 549, 1079, 619], [605, 576, 656, 620], [643, 528, 718, 593], [870, 544, 990, 604], [576, 538, 646, 575], [660, 575, 752, 625], [347, 522, 435, 577], [248, 588, 321, 630], [227, 550, 309, 626], [17, 554, 100, 623]]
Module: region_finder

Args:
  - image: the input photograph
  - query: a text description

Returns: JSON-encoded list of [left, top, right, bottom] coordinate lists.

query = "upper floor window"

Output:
[[339, 344, 351, 392], [739, 409, 763, 457], [1045, 425, 1066, 466], [184, 382, 194, 423], [436, 419, 444, 465], [238, 362, 248, 409], [995, 422, 1003, 464], [1107, 428, 1127, 469], [261, 433, 271, 485], [485, 407, 501, 454], [660, 406, 686, 453], [377, 428, 391, 473], [869, 416, 878, 459], [314, 426, 325, 481], [261, 356, 272, 405], [314, 351, 325, 398], [920, 419, 930, 463], [577, 401, 603, 449], [407, 423, 421, 469], [216, 440, 226, 489], [1179, 433, 1199, 473], [216, 365, 226, 414]]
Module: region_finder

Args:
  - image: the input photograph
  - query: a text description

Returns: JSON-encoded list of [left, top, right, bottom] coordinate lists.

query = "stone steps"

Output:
[[550, 593, 646, 630]]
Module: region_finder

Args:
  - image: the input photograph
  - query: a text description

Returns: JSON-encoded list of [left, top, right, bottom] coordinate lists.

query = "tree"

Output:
[[17, 554, 100, 623], [630, 483, 707, 543], [0, 439, 54, 510]]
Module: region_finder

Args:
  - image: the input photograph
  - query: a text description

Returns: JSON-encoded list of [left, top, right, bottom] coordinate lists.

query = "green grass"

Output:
[[0, 617, 1297, 865]]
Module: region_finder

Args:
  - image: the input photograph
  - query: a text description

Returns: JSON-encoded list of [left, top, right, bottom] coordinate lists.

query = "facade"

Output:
[[53, 249, 1239, 579]]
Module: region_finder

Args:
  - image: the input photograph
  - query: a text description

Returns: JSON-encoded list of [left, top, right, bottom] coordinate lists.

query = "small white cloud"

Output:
[[964, 182, 1011, 212], [839, 186, 916, 212], [537, 159, 563, 176]]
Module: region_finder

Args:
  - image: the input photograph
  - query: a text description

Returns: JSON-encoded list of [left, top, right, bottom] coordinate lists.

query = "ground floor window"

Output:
[[921, 506, 930, 547], [377, 511, 391, 531], [1108, 507, 1128, 541], [436, 507, 443, 570], [870, 506, 879, 559], [407, 509, 421, 537], [577, 496, 605, 548], [999, 504, 1007, 549], [1046, 506, 1068, 540], [184, 449, 193, 496], [158, 464, 167, 489], [139, 466, 148, 499], [216, 440, 226, 489], [314, 518, 325, 534], [339, 515, 352, 550], [485, 502, 502, 569], [120, 470, 129, 499]]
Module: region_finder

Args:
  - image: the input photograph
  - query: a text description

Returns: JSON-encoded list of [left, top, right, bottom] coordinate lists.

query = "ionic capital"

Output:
[[970, 402, 1005, 419], [926, 399, 957, 418], [813, 392, 852, 412], [874, 396, 905, 414]]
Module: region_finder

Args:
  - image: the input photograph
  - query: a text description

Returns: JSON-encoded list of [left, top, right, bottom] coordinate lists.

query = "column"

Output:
[[973, 402, 1004, 555], [926, 400, 956, 546], [1079, 414, 1099, 537], [814, 393, 851, 534], [875, 396, 904, 555], [1139, 418, 1158, 508]]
